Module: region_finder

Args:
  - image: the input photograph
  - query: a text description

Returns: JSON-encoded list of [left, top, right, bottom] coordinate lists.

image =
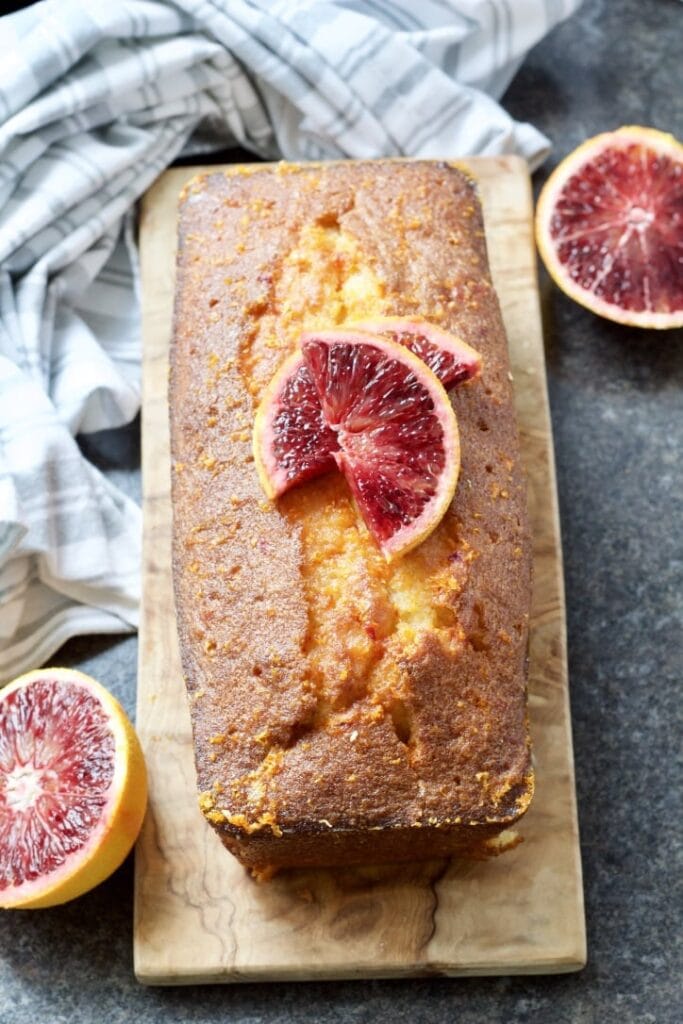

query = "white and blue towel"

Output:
[[0, 0, 582, 683]]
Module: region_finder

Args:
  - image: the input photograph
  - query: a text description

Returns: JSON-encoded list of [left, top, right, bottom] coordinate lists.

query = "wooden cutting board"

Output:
[[133, 157, 586, 984]]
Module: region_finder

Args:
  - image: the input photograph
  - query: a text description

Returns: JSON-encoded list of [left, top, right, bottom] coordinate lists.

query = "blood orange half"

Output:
[[536, 126, 683, 328], [0, 668, 147, 909], [253, 318, 478, 501], [300, 331, 460, 560]]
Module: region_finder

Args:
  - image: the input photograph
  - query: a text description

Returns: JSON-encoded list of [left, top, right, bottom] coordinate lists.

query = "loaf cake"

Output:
[[170, 160, 533, 876]]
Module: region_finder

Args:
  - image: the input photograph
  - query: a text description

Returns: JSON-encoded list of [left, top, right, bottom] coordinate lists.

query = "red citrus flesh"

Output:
[[300, 331, 460, 559], [536, 127, 683, 327], [253, 318, 479, 500], [1, 679, 114, 888], [351, 317, 482, 386], [0, 669, 147, 909], [252, 351, 339, 499]]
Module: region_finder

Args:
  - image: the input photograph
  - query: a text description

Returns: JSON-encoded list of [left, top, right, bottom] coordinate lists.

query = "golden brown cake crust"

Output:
[[170, 161, 533, 874]]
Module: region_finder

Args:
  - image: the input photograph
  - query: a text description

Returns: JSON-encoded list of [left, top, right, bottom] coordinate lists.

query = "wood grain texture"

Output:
[[133, 157, 586, 984]]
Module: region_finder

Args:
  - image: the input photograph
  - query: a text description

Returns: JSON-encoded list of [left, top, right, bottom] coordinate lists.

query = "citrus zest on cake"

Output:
[[170, 161, 534, 875]]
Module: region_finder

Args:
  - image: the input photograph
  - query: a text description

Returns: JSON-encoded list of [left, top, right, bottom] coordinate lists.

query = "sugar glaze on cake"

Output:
[[170, 161, 534, 876]]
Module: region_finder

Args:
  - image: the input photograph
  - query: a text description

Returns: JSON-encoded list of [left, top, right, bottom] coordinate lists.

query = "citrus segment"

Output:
[[351, 317, 482, 386], [301, 331, 460, 560], [253, 351, 338, 499], [536, 126, 683, 328], [0, 668, 147, 909]]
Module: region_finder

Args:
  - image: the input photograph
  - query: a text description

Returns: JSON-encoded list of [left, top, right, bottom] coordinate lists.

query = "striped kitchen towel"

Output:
[[0, 0, 582, 683]]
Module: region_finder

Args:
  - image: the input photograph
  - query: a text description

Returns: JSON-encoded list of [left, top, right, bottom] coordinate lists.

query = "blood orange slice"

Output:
[[536, 126, 683, 328], [253, 318, 479, 500], [253, 351, 339, 500], [300, 331, 460, 560], [0, 668, 147, 909], [351, 317, 482, 386]]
